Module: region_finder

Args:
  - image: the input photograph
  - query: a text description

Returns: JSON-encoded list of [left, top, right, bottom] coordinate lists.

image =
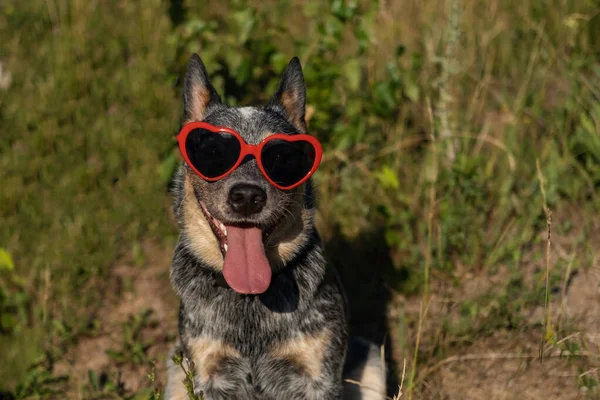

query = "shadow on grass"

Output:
[[326, 225, 406, 396]]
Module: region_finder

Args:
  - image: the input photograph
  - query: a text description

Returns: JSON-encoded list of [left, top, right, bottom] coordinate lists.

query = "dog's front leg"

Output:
[[178, 336, 254, 400]]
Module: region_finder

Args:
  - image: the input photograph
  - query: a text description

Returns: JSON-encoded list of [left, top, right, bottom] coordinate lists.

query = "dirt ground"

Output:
[[433, 262, 600, 400], [395, 254, 600, 399], [55, 239, 599, 399], [55, 242, 179, 395]]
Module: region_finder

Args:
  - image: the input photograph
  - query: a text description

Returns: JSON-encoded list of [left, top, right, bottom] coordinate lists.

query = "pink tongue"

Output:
[[223, 226, 272, 294]]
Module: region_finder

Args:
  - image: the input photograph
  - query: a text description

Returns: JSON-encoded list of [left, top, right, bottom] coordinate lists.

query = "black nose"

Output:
[[228, 184, 267, 216]]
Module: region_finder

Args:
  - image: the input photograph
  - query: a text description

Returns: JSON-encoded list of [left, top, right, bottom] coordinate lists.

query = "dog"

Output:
[[165, 54, 386, 400]]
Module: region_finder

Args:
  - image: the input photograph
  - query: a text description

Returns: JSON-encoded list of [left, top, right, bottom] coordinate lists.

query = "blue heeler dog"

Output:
[[165, 54, 386, 400]]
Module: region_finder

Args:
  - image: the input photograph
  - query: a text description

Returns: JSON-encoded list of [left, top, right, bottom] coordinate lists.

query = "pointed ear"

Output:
[[183, 54, 221, 121], [268, 57, 307, 132]]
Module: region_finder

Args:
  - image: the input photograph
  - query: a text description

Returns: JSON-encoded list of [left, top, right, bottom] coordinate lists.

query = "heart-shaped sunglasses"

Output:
[[177, 122, 323, 190]]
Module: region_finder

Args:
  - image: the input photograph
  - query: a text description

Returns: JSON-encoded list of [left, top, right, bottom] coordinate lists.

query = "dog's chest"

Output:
[[173, 264, 347, 399], [181, 297, 339, 399], [184, 291, 306, 351]]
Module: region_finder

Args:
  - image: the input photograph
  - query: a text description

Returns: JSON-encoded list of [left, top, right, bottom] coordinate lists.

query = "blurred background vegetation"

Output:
[[1, 0, 599, 398]]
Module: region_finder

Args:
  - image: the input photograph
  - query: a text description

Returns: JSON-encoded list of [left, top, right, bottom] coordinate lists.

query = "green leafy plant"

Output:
[[171, 351, 202, 400]]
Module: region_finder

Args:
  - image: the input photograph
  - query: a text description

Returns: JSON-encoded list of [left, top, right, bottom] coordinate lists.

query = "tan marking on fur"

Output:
[[271, 329, 331, 378], [260, 130, 275, 140], [182, 174, 223, 270], [281, 91, 305, 131], [189, 337, 241, 382], [187, 85, 210, 121], [264, 187, 313, 268], [275, 208, 312, 264]]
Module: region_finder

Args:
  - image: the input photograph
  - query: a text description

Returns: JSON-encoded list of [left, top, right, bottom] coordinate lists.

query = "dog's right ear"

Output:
[[183, 54, 221, 121]]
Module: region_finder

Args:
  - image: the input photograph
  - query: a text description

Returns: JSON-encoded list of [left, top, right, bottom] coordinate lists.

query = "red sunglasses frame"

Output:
[[176, 121, 323, 190]]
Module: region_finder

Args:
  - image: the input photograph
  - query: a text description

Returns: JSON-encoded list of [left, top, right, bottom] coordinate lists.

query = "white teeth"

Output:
[[224, 243, 228, 252], [218, 222, 227, 235]]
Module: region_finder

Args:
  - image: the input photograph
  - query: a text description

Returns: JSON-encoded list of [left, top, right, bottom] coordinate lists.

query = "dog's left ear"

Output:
[[268, 57, 307, 133]]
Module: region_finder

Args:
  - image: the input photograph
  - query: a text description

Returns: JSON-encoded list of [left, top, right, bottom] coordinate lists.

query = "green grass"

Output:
[[1, 0, 599, 397], [0, 0, 180, 387]]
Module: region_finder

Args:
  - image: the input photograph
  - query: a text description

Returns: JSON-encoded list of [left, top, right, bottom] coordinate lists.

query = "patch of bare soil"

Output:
[[437, 338, 582, 400], [392, 221, 600, 399], [566, 265, 600, 349], [55, 241, 179, 394], [431, 283, 600, 400]]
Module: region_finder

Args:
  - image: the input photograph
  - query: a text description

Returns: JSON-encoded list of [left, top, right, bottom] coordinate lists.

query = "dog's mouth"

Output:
[[199, 202, 277, 295], [199, 203, 277, 256]]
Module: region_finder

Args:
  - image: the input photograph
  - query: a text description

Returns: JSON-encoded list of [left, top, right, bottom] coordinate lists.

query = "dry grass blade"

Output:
[[436, 0, 462, 163], [445, 133, 517, 171], [414, 350, 595, 386], [536, 159, 553, 362], [343, 379, 392, 399], [558, 256, 576, 332], [344, 357, 407, 400], [407, 298, 431, 400], [393, 358, 407, 399]]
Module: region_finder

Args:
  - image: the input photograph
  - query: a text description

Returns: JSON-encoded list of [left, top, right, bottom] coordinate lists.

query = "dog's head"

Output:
[[172, 54, 317, 295]]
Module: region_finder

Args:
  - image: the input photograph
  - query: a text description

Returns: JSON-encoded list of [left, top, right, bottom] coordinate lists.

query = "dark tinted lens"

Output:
[[185, 128, 241, 178], [261, 139, 316, 188]]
